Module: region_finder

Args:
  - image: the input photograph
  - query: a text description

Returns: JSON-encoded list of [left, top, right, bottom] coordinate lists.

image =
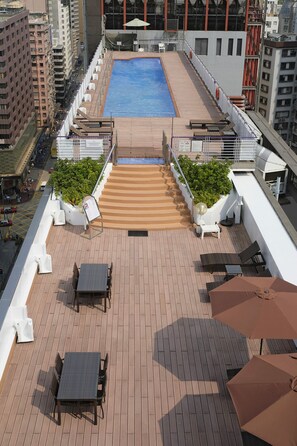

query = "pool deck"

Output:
[[84, 51, 222, 151]]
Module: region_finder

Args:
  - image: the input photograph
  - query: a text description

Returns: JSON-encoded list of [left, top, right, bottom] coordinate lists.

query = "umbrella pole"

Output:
[[259, 338, 263, 355]]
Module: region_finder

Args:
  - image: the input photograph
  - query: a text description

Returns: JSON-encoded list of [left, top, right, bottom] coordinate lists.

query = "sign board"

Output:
[[82, 195, 100, 223], [192, 140, 203, 153], [86, 139, 103, 149], [178, 139, 191, 152]]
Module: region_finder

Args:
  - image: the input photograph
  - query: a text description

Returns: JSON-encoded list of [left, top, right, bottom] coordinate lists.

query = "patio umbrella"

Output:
[[227, 353, 297, 445], [124, 18, 150, 27], [209, 276, 297, 354]]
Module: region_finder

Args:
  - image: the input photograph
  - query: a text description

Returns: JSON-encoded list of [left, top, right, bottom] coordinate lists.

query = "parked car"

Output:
[[0, 207, 17, 214], [0, 219, 12, 227]]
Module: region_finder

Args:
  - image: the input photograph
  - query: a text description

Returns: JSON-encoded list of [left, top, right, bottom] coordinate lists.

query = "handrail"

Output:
[[92, 143, 116, 194], [167, 144, 194, 200]]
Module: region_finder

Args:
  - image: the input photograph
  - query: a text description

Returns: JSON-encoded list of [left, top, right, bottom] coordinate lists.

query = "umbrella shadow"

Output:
[[158, 391, 271, 445], [153, 317, 250, 382], [159, 394, 243, 446]]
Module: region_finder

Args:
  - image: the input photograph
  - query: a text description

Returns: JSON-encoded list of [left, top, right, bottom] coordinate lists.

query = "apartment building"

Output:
[[24, 0, 78, 105], [258, 34, 297, 146], [279, 0, 297, 34], [265, 15, 279, 37], [0, 2, 38, 191], [70, 0, 80, 62], [29, 13, 55, 129], [0, 3, 34, 149]]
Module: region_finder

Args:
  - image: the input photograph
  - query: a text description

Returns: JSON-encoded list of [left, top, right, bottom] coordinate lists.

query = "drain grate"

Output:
[[128, 230, 148, 237]]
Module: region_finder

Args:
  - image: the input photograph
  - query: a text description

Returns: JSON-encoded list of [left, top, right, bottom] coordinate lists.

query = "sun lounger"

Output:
[[189, 115, 230, 129], [200, 241, 265, 273]]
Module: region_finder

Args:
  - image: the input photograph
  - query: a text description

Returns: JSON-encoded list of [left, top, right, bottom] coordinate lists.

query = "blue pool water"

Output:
[[117, 158, 164, 165], [103, 58, 176, 118]]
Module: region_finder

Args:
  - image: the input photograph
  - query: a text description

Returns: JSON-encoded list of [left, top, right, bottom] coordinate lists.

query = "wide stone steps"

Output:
[[98, 164, 192, 230]]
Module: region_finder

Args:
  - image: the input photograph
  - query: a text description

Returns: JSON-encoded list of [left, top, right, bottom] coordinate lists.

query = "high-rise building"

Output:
[[0, 3, 35, 149], [258, 33, 297, 147], [0, 1, 37, 190], [23, 0, 78, 105], [29, 13, 56, 129], [279, 0, 297, 34]]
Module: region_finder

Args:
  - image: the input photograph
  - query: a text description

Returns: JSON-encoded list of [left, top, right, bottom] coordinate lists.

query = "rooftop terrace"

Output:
[[0, 223, 294, 445]]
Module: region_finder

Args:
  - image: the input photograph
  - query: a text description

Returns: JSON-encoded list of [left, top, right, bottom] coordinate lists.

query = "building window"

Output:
[[276, 99, 291, 107], [280, 62, 295, 70], [261, 84, 269, 93], [259, 96, 267, 105], [228, 39, 233, 55], [216, 38, 222, 56], [262, 72, 270, 81], [195, 38, 208, 55], [282, 49, 297, 57], [279, 74, 294, 82], [275, 111, 289, 118], [263, 59, 271, 69], [236, 39, 242, 56], [278, 86, 293, 95], [259, 108, 266, 117], [264, 47, 272, 56], [274, 122, 288, 131]]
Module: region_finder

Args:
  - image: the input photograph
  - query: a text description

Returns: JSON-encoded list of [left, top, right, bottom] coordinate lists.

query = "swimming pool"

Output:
[[103, 58, 176, 118]]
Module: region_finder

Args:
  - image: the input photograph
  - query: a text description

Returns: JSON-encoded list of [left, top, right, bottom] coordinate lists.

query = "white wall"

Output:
[[185, 31, 246, 96], [233, 172, 297, 282]]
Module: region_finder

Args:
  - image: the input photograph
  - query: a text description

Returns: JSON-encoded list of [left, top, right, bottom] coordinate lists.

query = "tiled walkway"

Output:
[[0, 224, 294, 445]]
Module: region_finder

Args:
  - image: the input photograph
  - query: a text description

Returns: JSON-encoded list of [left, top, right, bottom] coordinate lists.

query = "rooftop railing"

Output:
[[171, 135, 257, 163]]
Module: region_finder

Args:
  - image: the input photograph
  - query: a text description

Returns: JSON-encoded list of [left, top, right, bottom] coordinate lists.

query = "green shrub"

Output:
[[48, 157, 104, 206], [175, 156, 232, 208]]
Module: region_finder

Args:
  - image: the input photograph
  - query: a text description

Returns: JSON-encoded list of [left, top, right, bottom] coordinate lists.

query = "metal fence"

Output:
[[172, 135, 257, 162]]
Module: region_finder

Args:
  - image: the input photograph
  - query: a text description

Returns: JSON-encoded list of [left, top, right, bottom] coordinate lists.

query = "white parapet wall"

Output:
[[233, 172, 297, 282], [0, 188, 59, 382]]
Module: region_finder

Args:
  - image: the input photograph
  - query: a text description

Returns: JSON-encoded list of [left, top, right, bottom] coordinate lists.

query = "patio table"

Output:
[[75, 263, 108, 312], [56, 352, 101, 425]]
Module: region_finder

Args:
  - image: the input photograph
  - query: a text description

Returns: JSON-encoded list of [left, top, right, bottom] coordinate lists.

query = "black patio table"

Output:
[[75, 263, 109, 313], [56, 352, 101, 425]]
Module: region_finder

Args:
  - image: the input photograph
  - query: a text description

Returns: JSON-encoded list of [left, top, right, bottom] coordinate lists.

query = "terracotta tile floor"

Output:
[[0, 224, 294, 445]]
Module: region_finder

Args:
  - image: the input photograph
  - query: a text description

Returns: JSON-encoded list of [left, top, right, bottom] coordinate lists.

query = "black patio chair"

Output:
[[55, 352, 64, 380], [98, 353, 109, 391]]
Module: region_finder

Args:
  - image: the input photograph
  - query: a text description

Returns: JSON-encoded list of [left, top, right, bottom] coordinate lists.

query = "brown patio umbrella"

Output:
[[227, 353, 297, 445], [209, 276, 297, 354]]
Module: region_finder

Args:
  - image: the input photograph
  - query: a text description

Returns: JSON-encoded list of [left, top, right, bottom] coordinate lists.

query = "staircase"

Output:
[[96, 165, 192, 230]]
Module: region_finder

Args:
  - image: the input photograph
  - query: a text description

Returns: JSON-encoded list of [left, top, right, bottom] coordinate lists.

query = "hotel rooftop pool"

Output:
[[103, 58, 176, 118]]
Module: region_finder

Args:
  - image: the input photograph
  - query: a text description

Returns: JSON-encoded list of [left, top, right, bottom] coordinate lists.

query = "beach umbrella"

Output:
[[209, 276, 297, 354], [124, 18, 150, 27], [227, 353, 297, 445]]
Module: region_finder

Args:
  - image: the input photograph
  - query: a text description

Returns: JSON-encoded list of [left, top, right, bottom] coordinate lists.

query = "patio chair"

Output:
[[97, 374, 107, 417], [107, 273, 112, 308], [73, 262, 79, 278], [98, 353, 109, 390], [108, 262, 113, 278], [200, 240, 265, 273], [50, 373, 77, 421], [158, 42, 165, 52], [55, 352, 64, 380]]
